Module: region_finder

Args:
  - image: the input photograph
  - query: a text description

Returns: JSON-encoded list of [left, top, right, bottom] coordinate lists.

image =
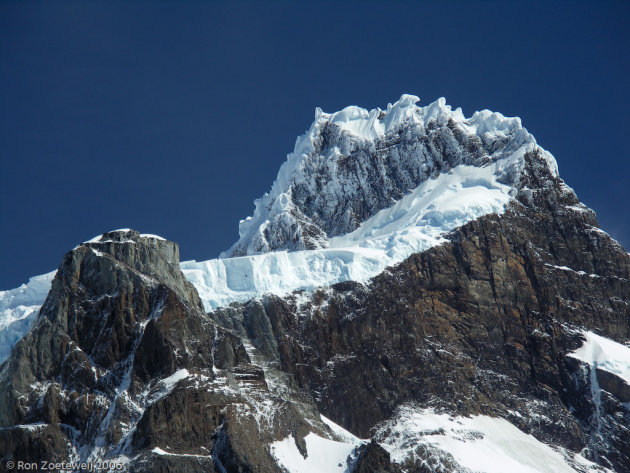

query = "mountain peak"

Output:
[[2, 92, 629, 472], [78, 229, 199, 307], [84, 229, 166, 244], [222, 94, 555, 258]]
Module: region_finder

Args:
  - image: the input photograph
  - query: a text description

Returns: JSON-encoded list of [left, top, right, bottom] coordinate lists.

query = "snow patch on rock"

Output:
[[270, 431, 359, 473], [375, 406, 611, 473]]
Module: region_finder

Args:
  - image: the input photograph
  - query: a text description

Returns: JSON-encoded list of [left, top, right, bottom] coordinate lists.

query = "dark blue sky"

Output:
[[1, 1, 629, 289]]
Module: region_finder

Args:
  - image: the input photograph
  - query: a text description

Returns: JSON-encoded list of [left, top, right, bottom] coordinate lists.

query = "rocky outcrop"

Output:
[[350, 441, 403, 473]]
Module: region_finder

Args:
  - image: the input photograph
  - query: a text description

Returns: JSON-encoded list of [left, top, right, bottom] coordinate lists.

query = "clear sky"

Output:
[[1, 0, 629, 289]]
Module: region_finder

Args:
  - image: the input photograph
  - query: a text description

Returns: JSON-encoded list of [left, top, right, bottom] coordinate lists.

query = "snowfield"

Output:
[[270, 415, 362, 473], [270, 432, 358, 473], [375, 406, 613, 473]]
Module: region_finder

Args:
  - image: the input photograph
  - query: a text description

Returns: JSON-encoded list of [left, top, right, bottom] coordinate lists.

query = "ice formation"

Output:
[[0, 271, 56, 362]]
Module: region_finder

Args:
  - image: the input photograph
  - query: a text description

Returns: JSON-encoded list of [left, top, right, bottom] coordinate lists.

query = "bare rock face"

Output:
[[0, 230, 339, 472]]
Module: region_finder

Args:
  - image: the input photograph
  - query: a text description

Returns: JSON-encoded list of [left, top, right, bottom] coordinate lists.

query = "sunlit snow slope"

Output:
[[1, 94, 558, 358]]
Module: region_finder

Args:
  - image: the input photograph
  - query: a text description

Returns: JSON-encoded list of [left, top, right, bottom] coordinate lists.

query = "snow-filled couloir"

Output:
[[1, 94, 560, 358]]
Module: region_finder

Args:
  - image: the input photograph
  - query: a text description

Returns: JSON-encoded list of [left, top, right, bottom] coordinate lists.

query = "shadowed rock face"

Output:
[[211, 152, 630, 472], [350, 441, 404, 473], [0, 230, 342, 472]]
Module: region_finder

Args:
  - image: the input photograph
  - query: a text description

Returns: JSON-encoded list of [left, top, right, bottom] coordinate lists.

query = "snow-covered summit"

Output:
[[84, 228, 167, 244], [0, 95, 564, 359], [222, 94, 557, 258]]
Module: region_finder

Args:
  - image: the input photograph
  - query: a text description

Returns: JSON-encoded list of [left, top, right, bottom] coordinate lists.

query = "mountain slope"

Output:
[[0, 230, 362, 472], [1, 95, 629, 472]]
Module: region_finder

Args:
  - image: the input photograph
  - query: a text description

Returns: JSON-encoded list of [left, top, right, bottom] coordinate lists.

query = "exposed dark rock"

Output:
[[597, 368, 630, 403], [350, 441, 403, 473]]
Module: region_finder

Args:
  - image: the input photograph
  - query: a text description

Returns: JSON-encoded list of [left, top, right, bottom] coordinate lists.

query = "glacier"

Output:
[[0, 271, 56, 362], [184, 94, 554, 311], [182, 158, 514, 311]]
